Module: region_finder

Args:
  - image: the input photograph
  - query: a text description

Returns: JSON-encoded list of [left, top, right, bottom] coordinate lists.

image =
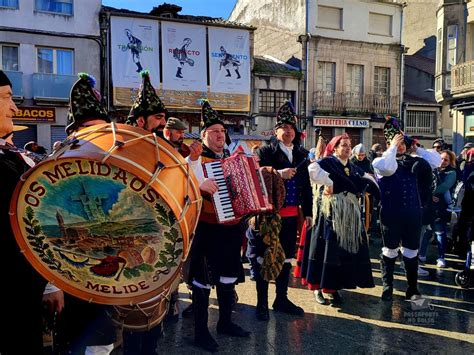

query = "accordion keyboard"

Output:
[[203, 160, 236, 222]]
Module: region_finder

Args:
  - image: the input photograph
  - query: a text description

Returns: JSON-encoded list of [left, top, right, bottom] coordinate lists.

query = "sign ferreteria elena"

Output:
[[313, 117, 369, 128], [10, 158, 184, 305], [13, 107, 56, 122]]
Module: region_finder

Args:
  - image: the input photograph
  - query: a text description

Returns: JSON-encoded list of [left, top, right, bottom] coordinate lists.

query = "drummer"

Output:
[[54, 73, 118, 355], [123, 71, 180, 355], [126, 70, 167, 138]]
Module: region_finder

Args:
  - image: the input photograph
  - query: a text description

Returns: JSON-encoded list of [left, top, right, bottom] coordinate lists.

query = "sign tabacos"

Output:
[[12, 158, 183, 304]]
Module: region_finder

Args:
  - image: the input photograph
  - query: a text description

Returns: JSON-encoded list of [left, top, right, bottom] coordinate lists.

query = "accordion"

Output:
[[203, 153, 273, 223]]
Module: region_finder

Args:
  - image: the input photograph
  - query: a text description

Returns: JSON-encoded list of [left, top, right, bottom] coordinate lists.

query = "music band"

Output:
[[1, 67, 444, 355]]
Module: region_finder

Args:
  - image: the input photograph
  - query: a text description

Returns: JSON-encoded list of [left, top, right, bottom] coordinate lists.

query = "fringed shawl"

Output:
[[321, 191, 363, 254]]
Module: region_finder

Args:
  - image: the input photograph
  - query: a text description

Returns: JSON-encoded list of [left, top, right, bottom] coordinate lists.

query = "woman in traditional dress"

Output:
[[304, 133, 376, 305]]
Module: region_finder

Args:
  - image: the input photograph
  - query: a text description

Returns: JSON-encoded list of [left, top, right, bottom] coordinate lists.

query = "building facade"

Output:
[[437, 0, 474, 152], [0, 0, 103, 151], [304, 0, 403, 147], [231, 0, 404, 148]]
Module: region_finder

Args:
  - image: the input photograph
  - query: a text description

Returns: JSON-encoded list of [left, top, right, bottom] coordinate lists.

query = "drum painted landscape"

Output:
[[11, 158, 184, 305]]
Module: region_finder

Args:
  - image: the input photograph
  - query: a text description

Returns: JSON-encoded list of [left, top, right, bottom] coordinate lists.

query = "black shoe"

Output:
[[195, 331, 219, 353], [272, 297, 304, 316], [381, 287, 393, 302], [182, 303, 193, 318], [314, 290, 328, 305], [330, 291, 343, 305], [405, 287, 421, 300], [216, 321, 251, 337], [256, 304, 269, 321]]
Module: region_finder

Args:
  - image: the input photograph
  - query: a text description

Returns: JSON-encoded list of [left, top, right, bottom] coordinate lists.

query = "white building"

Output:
[[0, 0, 103, 151]]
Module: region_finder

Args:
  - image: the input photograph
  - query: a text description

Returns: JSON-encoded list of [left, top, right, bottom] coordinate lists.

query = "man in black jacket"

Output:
[[254, 101, 312, 320], [0, 70, 48, 354]]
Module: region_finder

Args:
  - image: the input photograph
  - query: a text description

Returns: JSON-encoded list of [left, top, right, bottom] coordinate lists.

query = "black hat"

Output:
[[200, 100, 231, 145], [165, 117, 187, 130], [66, 73, 109, 134], [0, 70, 12, 87], [383, 116, 415, 148], [275, 101, 297, 129], [127, 70, 167, 124]]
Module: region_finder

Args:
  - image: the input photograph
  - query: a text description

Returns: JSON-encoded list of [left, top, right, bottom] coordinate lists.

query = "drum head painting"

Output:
[[10, 158, 184, 305]]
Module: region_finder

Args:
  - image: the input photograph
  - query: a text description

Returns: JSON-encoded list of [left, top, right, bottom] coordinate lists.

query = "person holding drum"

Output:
[[54, 73, 118, 355], [186, 100, 250, 353], [0, 70, 54, 354], [126, 70, 167, 138]]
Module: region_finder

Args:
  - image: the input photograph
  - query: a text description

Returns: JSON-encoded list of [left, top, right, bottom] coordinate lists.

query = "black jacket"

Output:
[[257, 140, 312, 217]]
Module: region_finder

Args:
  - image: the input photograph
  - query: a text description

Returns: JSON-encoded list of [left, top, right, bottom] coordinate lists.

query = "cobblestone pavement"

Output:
[[111, 238, 474, 354]]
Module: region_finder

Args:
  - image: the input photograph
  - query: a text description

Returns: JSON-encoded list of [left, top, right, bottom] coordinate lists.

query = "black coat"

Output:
[[257, 140, 312, 217], [0, 146, 47, 354]]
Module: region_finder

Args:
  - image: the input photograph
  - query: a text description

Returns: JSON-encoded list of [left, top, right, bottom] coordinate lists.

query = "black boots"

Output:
[[216, 284, 251, 337], [255, 273, 270, 321], [176, 67, 183, 78], [136, 61, 143, 73], [193, 287, 218, 353], [235, 69, 241, 79], [226, 69, 232, 77], [380, 254, 396, 301], [403, 256, 421, 300], [272, 263, 304, 316]]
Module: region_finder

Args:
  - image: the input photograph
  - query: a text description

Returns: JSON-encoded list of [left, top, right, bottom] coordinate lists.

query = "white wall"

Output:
[[0, 0, 101, 35], [309, 0, 402, 45]]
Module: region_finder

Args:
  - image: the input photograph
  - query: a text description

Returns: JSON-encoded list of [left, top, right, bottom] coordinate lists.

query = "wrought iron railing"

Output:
[[312, 91, 399, 116]]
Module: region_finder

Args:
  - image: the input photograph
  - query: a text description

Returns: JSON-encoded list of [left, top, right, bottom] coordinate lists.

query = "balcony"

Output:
[[451, 61, 474, 97], [4, 70, 23, 99], [32, 73, 76, 104], [312, 91, 399, 116]]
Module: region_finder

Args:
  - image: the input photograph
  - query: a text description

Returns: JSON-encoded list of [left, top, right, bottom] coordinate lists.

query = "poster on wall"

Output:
[[208, 27, 250, 111], [161, 22, 207, 109], [111, 16, 160, 106]]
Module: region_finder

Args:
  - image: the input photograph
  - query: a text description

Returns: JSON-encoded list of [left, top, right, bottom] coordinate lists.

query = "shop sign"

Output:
[[313, 117, 369, 128], [13, 107, 56, 122]]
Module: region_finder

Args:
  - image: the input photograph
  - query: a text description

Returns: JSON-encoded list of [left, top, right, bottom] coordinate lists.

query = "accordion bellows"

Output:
[[203, 154, 273, 223]]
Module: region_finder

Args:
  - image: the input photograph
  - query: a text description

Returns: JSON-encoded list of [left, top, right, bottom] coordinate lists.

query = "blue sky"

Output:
[[102, 0, 238, 19]]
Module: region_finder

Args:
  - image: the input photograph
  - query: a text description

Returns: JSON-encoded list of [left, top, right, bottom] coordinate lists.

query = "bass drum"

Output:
[[108, 276, 181, 331], [9, 123, 201, 307]]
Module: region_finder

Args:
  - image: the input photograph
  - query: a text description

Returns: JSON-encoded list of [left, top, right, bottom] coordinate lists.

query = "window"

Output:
[[447, 25, 458, 71], [316, 62, 336, 92], [317, 6, 342, 30], [37, 47, 73, 74], [346, 64, 364, 94], [436, 28, 442, 74], [405, 111, 436, 135], [35, 0, 73, 15], [374, 67, 390, 96], [369, 13, 392, 36], [1, 44, 19, 71], [258, 90, 295, 113], [0, 0, 18, 9]]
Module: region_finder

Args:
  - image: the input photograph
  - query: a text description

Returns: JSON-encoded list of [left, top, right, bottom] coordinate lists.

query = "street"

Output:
[[151, 240, 474, 354]]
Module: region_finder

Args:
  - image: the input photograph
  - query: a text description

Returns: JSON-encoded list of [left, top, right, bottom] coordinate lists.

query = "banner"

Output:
[[111, 16, 160, 106], [161, 22, 207, 101], [208, 28, 250, 96]]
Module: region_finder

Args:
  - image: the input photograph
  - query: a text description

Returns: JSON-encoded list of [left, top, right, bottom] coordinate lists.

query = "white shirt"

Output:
[[372, 145, 441, 177], [279, 141, 294, 163]]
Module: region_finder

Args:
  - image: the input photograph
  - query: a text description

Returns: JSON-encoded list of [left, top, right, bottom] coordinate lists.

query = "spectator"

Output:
[[368, 143, 383, 162], [350, 143, 374, 175]]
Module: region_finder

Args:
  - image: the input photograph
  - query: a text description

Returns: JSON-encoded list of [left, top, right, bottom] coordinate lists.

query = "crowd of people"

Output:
[[1, 67, 474, 355]]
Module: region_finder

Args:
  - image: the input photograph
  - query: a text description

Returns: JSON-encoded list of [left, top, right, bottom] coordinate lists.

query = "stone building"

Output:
[[437, 0, 474, 151], [231, 0, 404, 148]]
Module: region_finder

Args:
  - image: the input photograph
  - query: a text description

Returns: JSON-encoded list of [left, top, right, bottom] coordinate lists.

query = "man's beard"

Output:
[[151, 126, 165, 137], [171, 138, 183, 147]]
